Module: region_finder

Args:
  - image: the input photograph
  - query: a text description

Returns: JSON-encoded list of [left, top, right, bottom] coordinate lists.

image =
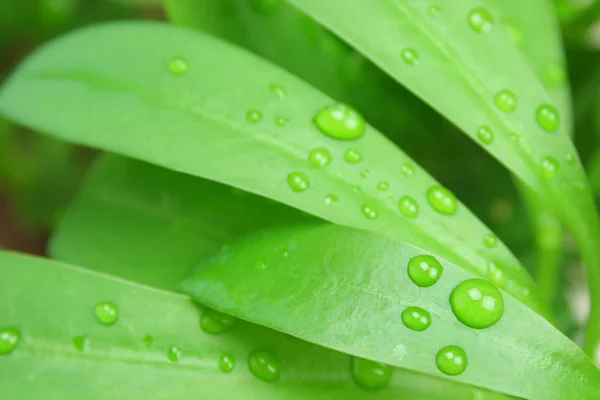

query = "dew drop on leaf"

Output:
[[483, 233, 498, 248], [401, 162, 415, 177], [476, 126, 494, 145], [246, 109, 262, 123], [274, 116, 289, 127], [407, 254, 443, 287], [168, 56, 188, 75], [351, 357, 393, 391], [269, 83, 287, 98], [436, 345, 468, 376], [314, 104, 365, 140], [201, 308, 236, 334], [565, 153, 575, 165], [450, 278, 504, 329], [401, 307, 432, 332], [324, 194, 338, 205], [487, 262, 504, 285], [219, 353, 236, 373], [508, 132, 520, 143], [541, 156, 559, 180], [344, 148, 363, 164], [398, 195, 419, 218], [361, 204, 379, 220], [73, 335, 90, 353], [0, 328, 20, 355], [308, 147, 332, 169], [536, 104, 560, 132], [429, 4, 442, 16], [167, 345, 182, 362], [494, 90, 517, 113], [142, 334, 153, 348], [377, 181, 390, 191], [360, 169, 369, 178], [287, 172, 309, 192], [248, 349, 280, 383], [401, 48, 419, 65], [467, 7, 494, 33], [94, 301, 119, 326], [427, 185, 458, 215], [545, 62, 566, 87]]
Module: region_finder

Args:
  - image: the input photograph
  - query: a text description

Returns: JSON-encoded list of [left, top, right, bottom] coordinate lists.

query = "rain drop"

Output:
[[287, 172, 309, 192], [398, 196, 419, 218], [274, 116, 289, 127], [483, 233, 497, 248], [541, 156, 559, 180], [0, 328, 20, 355], [249, 349, 280, 383], [351, 357, 393, 391], [269, 83, 287, 98], [407, 254, 443, 287], [314, 103, 366, 140], [494, 90, 517, 113], [95, 301, 119, 326], [436, 345, 468, 376], [467, 7, 494, 33], [401, 162, 415, 177], [246, 109, 263, 123], [168, 56, 188, 75], [427, 185, 458, 215], [73, 335, 90, 353], [220, 353, 236, 373], [142, 334, 154, 348], [401, 48, 420, 65], [450, 278, 505, 329], [324, 194, 338, 205], [536, 104, 560, 132], [308, 148, 332, 169], [167, 345, 182, 362], [344, 148, 363, 164], [361, 204, 379, 220], [377, 181, 390, 191], [401, 307, 432, 332], [201, 308, 236, 334], [545, 62, 566, 87], [476, 126, 494, 145]]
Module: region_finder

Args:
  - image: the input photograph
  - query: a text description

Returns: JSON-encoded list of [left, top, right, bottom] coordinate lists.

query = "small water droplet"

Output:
[[73, 335, 90, 352], [545, 62, 566, 87], [168, 56, 188, 75], [468, 7, 494, 33], [324, 194, 338, 205], [201, 308, 236, 334], [0, 328, 20, 355], [536, 105, 560, 132], [427, 185, 458, 215], [95, 301, 119, 326], [274, 116, 289, 127], [450, 278, 504, 329], [360, 169, 370, 178], [429, 5, 442, 16], [353, 185, 362, 193], [401, 48, 420, 65], [401, 307, 431, 332], [504, 23, 524, 48], [407, 255, 443, 287], [361, 204, 379, 220], [167, 345, 182, 362], [220, 353, 236, 373], [142, 334, 153, 348], [401, 162, 415, 177], [287, 172, 309, 192], [508, 132, 520, 143], [476, 126, 494, 145], [436, 345, 468, 376], [483, 233, 497, 248], [351, 357, 393, 391], [314, 103, 365, 140], [398, 196, 419, 218], [344, 148, 363, 164], [494, 90, 517, 113], [308, 148, 332, 169], [269, 83, 287, 98], [246, 109, 263, 123], [249, 349, 280, 383], [541, 156, 559, 180], [377, 181, 390, 191], [487, 262, 504, 285], [255, 259, 267, 270], [565, 153, 575, 165]]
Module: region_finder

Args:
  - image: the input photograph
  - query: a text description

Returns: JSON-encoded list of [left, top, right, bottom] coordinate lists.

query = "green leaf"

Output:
[[181, 223, 600, 400], [0, 250, 512, 400], [51, 154, 306, 290], [0, 21, 539, 308]]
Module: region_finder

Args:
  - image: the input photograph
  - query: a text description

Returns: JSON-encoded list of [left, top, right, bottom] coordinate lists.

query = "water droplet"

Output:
[[468, 7, 494, 33], [0, 328, 20, 355], [407, 255, 443, 287], [255, 259, 267, 270], [353, 185, 362, 193], [324, 194, 338, 205], [427, 185, 458, 215], [429, 5, 442, 16], [269, 83, 287, 98], [361, 204, 379, 220], [167, 345, 182, 362], [274, 116, 289, 127], [142, 334, 153, 348], [220, 353, 236, 373], [476, 126, 494, 145], [536, 104, 560, 132], [541, 156, 559, 180], [344, 148, 363, 163], [505, 23, 524, 48], [360, 169, 369, 178], [450, 278, 504, 329], [246, 109, 262, 123], [351, 357, 393, 391], [401, 162, 415, 177], [436, 345, 468, 376], [249, 349, 280, 383], [545, 62, 566, 87], [401, 48, 419, 65], [201, 308, 235, 334], [287, 172, 309, 192], [483, 233, 497, 248], [401, 307, 432, 332], [398, 196, 419, 218], [508, 132, 520, 143], [73, 335, 90, 352], [565, 153, 575, 165], [314, 103, 365, 140], [308, 148, 332, 169], [494, 90, 517, 113], [95, 301, 119, 326], [487, 262, 504, 285], [377, 181, 390, 191], [168, 56, 188, 75]]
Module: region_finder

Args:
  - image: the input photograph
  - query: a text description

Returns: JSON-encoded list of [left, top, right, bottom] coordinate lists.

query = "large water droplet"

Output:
[[314, 104, 365, 140], [483, 233, 497, 248], [249, 349, 280, 383], [95, 301, 119, 326], [0, 328, 20, 355], [476, 126, 494, 145], [351, 357, 393, 391], [541, 156, 559, 180], [427, 185, 458, 215], [536, 105, 560, 132], [287, 172, 309, 192], [494, 90, 517, 113], [436, 345, 468, 376], [407, 255, 443, 287], [468, 7, 494, 33], [308, 148, 332, 169], [168, 56, 188, 75], [167, 345, 182, 362], [324, 194, 338, 205], [401, 162, 415, 177], [398, 196, 419, 218], [401, 307, 432, 332], [401, 48, 419, 65], [73, 335, 90, 352], [201, 308, 235, 334], [450, 278, 504, 329], [269, 83, 287, 98], [377, 181, 390, 191], [220, 353, 236, 373], [361, 204, 379, 220], [246, 109, 263, 123], [344, 148, 363, 163], [274, 116, 289, 127]]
